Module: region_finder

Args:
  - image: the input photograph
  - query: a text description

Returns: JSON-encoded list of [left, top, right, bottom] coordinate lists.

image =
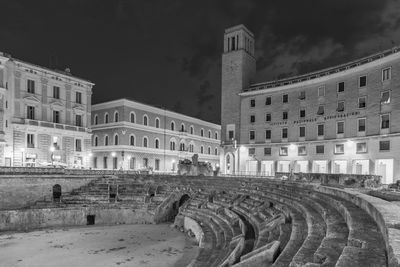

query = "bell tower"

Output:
[[221, 24, 256, 144]]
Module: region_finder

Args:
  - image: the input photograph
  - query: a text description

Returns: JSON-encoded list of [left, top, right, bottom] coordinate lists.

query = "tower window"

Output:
[[359, 76, 367, 87], [249, 130, 255, 140], [282, 128, 288, 139], [282, 94, 288, 103], [358, 97, 366, 108], [266, 113, 271, 122], [283, 111, 288, 120], [337, 82, 345, 93], [250, 99, 255, 107], [265, 130, 271, 140], [265, 96, 271, 105], [250, 115, 255, 123], [299, 126, 306, 137], [300, 109, 306, 118], [382, 67, 391, 81]]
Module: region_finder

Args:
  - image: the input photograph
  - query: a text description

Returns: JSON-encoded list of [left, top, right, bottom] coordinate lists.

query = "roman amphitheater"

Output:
[[1, 168, 400, 267]]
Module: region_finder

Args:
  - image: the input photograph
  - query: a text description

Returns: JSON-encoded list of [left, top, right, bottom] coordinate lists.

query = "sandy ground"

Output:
[[0, 224, 199, 267]]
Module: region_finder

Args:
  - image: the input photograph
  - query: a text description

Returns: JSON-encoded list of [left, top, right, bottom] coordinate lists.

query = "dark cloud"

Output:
[[0, 0, 399, 124]]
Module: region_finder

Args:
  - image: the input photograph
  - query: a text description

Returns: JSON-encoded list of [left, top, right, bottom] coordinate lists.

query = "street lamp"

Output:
[[50, 146, 55, 166]]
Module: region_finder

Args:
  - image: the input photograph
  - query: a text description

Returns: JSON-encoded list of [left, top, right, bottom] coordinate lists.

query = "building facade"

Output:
[[91, 99, 221, 172], [221, 25, 400, 184], [0, 52, 94, 168]]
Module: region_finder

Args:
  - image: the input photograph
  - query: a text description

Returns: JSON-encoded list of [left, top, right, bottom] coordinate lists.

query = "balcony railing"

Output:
[[13, 118, 90, 133]]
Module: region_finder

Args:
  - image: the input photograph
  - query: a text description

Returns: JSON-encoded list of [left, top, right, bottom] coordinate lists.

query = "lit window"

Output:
[[356, 142, 367, 153], [381, 91, 390, 104], [382, 67, 391, 81], [279, 147, 288, 156], [335, 144, 344, 154], [381, 114, 390, 129], [298, 146, 306, 155], [337, 121, 345, 134], [358, 97, 366, 108], [359, 76, 367, 87]]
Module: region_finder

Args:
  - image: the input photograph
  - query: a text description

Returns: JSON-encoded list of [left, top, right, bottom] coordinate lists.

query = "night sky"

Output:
[[1, 0, 400, 124]]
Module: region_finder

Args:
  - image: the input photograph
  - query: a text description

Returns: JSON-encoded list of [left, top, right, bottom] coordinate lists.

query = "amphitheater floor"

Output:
[[0, 224, 199, 267]]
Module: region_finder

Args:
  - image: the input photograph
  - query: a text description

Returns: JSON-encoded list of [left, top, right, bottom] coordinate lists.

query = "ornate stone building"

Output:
[[91, 98, 221, 172], [0, 52, 94, 168], [221, 25, 400, 184]]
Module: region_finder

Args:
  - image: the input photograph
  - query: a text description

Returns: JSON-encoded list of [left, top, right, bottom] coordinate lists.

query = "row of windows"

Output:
[[249, 140, 391, 157], [250, 115, 390, 141], [94, 156, 161, 170], [26, 106, 84, 126], [93, 135, 219, 155], [252, 92, 391, 123], [249, 67, 392, 108], [26, 134, 83, 151], [27, 79, 83, 103], [93, 112, 219, 139]]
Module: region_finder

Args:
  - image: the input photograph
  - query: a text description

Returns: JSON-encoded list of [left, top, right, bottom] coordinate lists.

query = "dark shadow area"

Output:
[[87, 215, 95, 225], [53, 184, 61, 203]]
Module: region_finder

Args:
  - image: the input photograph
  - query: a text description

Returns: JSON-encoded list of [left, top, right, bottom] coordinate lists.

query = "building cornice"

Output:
[[241, 46, 400, 96], [92, 99, 221, 130], [91, 121, 221, 144]]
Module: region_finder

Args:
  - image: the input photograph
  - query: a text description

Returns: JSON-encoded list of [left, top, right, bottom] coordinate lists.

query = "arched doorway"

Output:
[[53, 184, 61, 202], [169, 194, 190, 221], [179, 194, 190, 207], [225, 153, 235, 175]]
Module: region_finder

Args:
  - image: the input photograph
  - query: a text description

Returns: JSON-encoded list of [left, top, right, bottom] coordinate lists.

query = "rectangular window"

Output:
[[283, 111, 288, 120], [76, 92, 82, 104], [155, 159, 160, 170], [27, 79, 35, 93], [265, 96, 271, 105], [279, 147, 288, 156], [356, 142, 367, 153], [337, 81, 345, 93], [299, 91, 306, 100], [75, 139, 82, 152], [250, 115, 255, 123], [358, 118, 366, 132], [228, 130, 234, 139], [249, 130, 255, 140], [282, 94, 288, 103], [381, 91, 390, 104], [379, 140, 390, 151], [382, 67, 391, 81], [265, 113, 271, 122], [27, 133, 34, 148], [248, 148, 255, 156], [103, 157, 108, 169], [265, 130, 271, 140], [316, 145, 324, 154], [381, 114, 390, 129], [53, 110, 60, 123], [298, 146, 306, 156], [317, 105, 324, 115], [335, 144, 344, 154], [75, 114, 82, 127], [317, 124, 324, 136], [53, 86, 60, 99], [359, 76, 367, 87], [300, 109, 306, 118], [337, 101, 345, 112], [299, 126, 306, 137], [358, 96, 366, 108], [264, 147, 271, 156], [93, 157, 97, 168], [337, 121, 345, 134], [27, 106, 35, 120], [282, 128, 288, 139], [250, 99, 255, 107], [318, 86, 325, 97]]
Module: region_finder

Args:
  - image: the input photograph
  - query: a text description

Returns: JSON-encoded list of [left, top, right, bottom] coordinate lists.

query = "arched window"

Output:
[[130, 112, 135, 123], [181, 123, 185, 132], [114, 134, 119, 145], [200, 129, 204, 137], [104, 135, 109, 146], [190, 126, 194, 135], [94, 115, 98, 125], [208, 130, 211, 138], [94, 136, 98, 146], [171, 121, 175, 131], [189, 143, 194, 152], [215, 132, 218, 140], [200, 146, 204, 154], [104, 113, 109, 124], [155, 118, 160, 128], [155, 139, 160, 149], [215, 147, 218, 155], [130, 135, 135, 146], [114, 111, 119, 122], [170, 140, 176, 150], [143, 136, 148, 147], [208, 147, 211, 154], [143, 115, 148, 126], [180, 142, 185, 151]]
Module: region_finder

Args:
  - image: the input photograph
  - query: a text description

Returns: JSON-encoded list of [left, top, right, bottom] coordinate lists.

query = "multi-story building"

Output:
[[91, 98, 221, 172], [0, 52, 94, 168], [221, 24, 400, 184]]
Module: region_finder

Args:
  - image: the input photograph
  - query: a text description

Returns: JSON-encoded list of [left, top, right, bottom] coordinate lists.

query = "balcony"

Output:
[[13, 118, 90, 133]]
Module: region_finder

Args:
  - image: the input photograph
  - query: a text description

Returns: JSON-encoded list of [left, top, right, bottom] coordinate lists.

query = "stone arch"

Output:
[[225, 152, 235, 175], [53, 184, 62, 202]]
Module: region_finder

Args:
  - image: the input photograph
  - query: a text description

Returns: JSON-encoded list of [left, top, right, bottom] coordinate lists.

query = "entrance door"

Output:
[[333, 160, 347, 174], [278, 161, 290, 173], [375, 159, 394, 184], [225, 153, 235, 175], [261, 161, 274, 176], [313, 160, 327, 173], [296, 161, 309, 173], [352, 160, 369, 175]]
